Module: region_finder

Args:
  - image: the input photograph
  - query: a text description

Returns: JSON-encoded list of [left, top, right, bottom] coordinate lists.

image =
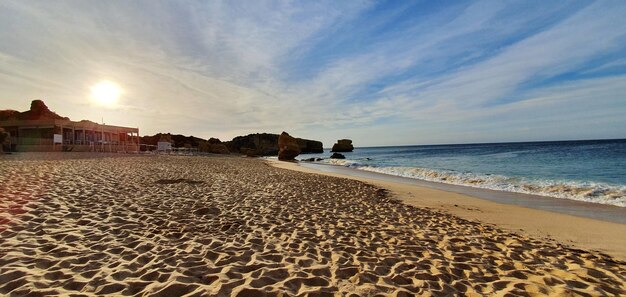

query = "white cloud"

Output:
[[0, 1, 624, 146]]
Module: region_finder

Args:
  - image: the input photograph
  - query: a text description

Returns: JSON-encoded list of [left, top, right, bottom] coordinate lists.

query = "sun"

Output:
[[91, 81, 122, 105]]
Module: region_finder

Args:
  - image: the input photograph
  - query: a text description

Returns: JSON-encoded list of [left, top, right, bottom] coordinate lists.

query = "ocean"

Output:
[[298, 139, 626, 207]]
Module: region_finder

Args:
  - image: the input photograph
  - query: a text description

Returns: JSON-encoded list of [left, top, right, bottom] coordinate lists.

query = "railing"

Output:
[[13, 141, 139, 152]]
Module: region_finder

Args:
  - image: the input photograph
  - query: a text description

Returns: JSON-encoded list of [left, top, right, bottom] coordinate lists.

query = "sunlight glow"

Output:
[[90, 81, 122, 106]]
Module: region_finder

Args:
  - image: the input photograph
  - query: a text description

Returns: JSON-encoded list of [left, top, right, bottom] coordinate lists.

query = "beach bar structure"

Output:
[[0, 118, 140, 152]]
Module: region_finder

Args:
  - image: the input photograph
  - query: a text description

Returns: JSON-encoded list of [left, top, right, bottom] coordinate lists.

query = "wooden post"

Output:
[[101, 124, 104, 153], [58, 125, 63, 151], [136, 128, 140, 152]]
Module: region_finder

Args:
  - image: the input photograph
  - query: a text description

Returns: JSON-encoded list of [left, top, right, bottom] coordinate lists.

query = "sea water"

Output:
[[299, 139, 626, 207]]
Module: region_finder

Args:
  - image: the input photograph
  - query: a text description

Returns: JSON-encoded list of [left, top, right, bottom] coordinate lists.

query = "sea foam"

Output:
[[318, 160, 626, 207]]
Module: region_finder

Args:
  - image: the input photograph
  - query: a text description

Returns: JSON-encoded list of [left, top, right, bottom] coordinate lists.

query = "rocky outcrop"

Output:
[[141, 133, 205, 149], [140, 133, 230, 153], [278, 132, 301, 161], [198, 138, 230, 154], [208, 137, 221, 144], [297, 138, 323, 154], [331, 139, 354, 152], [207, 139, 229, 154], [330, 153, 346, 159], [224, 133, 323, 156], [225, 133, 279, 156], [0, 100, 69, 121], [0, 110, 20, 121]]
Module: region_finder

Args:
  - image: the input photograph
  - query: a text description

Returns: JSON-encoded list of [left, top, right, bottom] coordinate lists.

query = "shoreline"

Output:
[[296, 161, 626, 224], [269, 160, 626, 261]]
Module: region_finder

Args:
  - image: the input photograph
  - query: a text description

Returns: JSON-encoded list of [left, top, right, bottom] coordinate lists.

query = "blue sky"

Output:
[[1, 1, 625, 146]]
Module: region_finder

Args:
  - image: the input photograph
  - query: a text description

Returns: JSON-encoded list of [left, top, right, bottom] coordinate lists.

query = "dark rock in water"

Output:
[[224, 133, 323, 156], [316, 158, 324, 161], [278, 131, 301, 161], [330, 153, 346, 159], [301, 158, 316, 162], [331, 139, 354, 152]]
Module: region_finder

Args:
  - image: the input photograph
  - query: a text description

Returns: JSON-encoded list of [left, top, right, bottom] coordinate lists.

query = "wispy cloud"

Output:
[[0, 0, 625, 145]]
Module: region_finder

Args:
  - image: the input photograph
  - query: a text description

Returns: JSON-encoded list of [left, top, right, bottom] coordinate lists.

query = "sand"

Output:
[[272, 161, 626, 261], [1, 153, 624, 296]]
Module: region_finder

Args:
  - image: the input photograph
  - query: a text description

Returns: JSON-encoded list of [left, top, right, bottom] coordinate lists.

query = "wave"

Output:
[[318, 159, 626, 207]]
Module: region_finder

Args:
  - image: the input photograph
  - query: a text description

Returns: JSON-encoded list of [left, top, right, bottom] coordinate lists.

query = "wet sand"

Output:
[[1, 153, 624, 296], [296, 162, 626, 225]]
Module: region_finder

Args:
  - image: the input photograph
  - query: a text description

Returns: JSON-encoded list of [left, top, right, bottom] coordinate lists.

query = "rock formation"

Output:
[[0, 110, 20, 121], [193, 138, 229, 154], [225, 133, 279, 156], [296, 138, 323, 154], [330, 153, 346, 159], [224, 133, 322, 156], [141, 133, 205, 149], [278, 132, 301, 161], [331, 139, 354, 152], [205, 138, 229, 154], [0, 100, 69, 121]]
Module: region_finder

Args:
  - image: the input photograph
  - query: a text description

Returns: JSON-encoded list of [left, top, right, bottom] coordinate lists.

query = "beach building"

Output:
[[0, 118, 140, 152], [0, 100, 140, 152]]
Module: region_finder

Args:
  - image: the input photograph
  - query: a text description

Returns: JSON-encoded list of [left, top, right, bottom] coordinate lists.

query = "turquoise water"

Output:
[[298, 139, 626, 207]]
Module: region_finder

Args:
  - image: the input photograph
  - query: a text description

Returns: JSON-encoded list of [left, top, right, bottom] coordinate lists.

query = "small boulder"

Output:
[[301, 158, 315, 162], [330, 153, 345, 159], [278, 131, 301, 161], [331, 139, 354, 152]]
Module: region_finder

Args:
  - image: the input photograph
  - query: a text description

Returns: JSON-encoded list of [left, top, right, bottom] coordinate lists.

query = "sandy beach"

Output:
[[1, 153, 625, 296], [273, 161, 626, 261]]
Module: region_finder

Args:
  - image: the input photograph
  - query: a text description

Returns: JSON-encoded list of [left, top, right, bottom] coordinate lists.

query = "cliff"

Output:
[[224, 133, 323, 156], [140, 133, 205, 148]]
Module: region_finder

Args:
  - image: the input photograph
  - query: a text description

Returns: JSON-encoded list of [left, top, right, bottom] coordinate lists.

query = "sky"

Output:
[[1, 1, 625, 147]]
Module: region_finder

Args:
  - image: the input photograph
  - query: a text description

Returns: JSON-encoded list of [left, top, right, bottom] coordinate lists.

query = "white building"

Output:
[[157, 141, 172, 153]]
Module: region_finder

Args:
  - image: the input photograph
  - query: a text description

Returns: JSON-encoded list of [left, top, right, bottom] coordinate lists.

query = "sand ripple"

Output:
[[0, 154, 624, 296]]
